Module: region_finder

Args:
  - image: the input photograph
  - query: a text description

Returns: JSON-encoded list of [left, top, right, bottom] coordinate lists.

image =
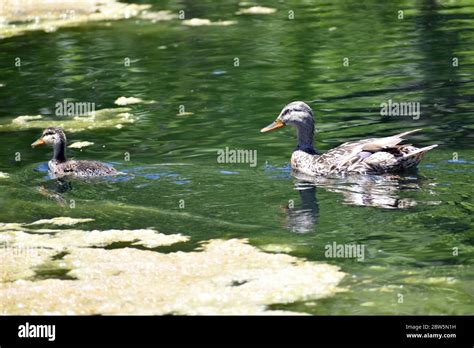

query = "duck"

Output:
[[31, 127, 119, 178], [261, 101, 438, 175]]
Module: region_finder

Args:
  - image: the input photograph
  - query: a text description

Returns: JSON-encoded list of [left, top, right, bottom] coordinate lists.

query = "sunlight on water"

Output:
[[0, 0, 473, 315]]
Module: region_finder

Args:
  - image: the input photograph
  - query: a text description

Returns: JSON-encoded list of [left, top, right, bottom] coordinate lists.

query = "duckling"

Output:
[[261, 101, 438, 175], [32, 127, 119, 178]]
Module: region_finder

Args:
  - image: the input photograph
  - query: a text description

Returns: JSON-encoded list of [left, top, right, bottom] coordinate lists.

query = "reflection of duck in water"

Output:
[[261, 101, 438, 175], [283, 173, 437, 233], [32, 127, 119, 178], [292, 170, 429, 209], [284, 181, 319, 233], [37, 180, 71, 206]]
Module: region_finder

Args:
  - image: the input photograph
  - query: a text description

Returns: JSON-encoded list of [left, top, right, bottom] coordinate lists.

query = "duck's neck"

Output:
[[295, 124, 317, 154], [52, 140, 67, 163]]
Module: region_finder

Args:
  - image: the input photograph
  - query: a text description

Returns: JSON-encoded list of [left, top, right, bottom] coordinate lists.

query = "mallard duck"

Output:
[[261, 101, 438, 175], [31, 127, 119, 178]]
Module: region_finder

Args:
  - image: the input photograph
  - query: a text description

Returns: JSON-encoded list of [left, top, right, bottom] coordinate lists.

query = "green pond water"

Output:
[[1, 0, 473, 314]]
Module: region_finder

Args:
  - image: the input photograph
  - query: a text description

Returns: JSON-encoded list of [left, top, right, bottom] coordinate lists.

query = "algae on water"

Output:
[[69, 141, 94, 149], [182, 19, 237, 27], [0, 0, 175, 39], [114, 96, 157, 106], [0, 219, 345, 315], [0, 107, 135, 133], [0, 248, 56, 282], [236, 6, 277, 15], [28, 217, 95, 226]]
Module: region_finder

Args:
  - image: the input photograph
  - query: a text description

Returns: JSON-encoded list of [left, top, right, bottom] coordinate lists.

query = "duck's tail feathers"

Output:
[[394, 128, 423, 139], [396, 144, 437, 169], [402, 144, 438, 158], [362, 129, 424, 152]]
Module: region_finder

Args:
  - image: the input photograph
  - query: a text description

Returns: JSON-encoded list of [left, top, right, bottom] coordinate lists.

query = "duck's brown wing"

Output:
[[318, 129, 437, 174], [316, 140, 374, 173]]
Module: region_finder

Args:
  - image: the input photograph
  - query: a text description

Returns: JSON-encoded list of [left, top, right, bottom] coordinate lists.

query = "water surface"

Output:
[[0, 0, 473, 314]]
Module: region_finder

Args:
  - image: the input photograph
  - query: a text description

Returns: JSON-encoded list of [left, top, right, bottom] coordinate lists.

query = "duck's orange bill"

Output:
[[260, 119, 285, 133], [31, 138, 45, 148]]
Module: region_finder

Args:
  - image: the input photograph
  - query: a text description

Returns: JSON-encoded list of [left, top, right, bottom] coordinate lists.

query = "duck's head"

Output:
[[261, 101, 314, 133], [31, 127, 67, 148], [261, 101, 315, 151]]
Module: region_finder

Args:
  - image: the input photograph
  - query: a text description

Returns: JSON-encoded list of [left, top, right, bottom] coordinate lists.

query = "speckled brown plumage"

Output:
[[261, 101, 438, 176], [32, 127, 119, 178]]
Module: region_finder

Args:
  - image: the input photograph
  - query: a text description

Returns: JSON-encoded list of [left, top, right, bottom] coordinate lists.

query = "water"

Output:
[[0, 0, 473, 314]]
